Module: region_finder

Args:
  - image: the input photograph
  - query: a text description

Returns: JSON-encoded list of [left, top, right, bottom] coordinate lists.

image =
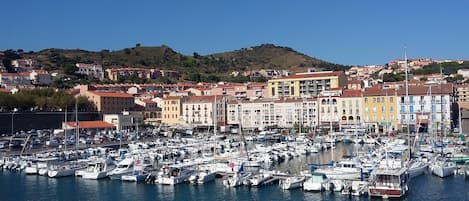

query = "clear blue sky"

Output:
[[1, 0, 468, 65]]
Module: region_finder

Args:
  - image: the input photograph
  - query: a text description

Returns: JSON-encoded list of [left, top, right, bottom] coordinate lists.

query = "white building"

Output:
[[75, 63, 104, 80], [397, 84, 452, 133], [227, 98, 318, 131], [182, 95, 226, 127]]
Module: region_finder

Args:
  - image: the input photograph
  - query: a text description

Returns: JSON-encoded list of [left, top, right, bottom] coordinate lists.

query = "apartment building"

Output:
[[362, 87, 399, 133], [182, 95, 226, 127], [161, 96, 184, 126], [267, 71, 347, 98], [85, 91, 134, 114]]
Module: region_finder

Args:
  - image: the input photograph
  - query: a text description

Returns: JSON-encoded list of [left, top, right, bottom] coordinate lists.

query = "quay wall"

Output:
[[0, 112, 101, 134]]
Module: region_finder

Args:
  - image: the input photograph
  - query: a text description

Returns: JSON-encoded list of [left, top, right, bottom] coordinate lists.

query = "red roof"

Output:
[[0, 88, 10, 93], [88, 91, 134, 98], [272, 71, 343, 80], [341, 89, 362, 97], [141, 99, 156, 104], [67, 121, 115, 129]]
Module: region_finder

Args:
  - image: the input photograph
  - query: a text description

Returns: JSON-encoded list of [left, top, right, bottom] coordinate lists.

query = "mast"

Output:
[[75, 100, 79, 150], [458, 103, 462, 135], [213, 95, 217, 136], [64, 107, 67, 152], [439, 64, 445, 140], [404, 47, 411, 158]]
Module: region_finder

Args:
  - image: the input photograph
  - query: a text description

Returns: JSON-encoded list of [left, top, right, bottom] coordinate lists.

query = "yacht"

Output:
[[430, 156, 456, 178], [82, 158, 116, 180], [107, 157, 134, 180], [157, 164, 195, 185], [368, 166, 410, 198]]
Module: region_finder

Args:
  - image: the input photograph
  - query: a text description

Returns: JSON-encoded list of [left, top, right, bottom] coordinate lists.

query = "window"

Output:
[[390, 97, 394, 102], [365, 98, 368, 103], [381, 106, 385, 112], [390, 106, 394, 112]]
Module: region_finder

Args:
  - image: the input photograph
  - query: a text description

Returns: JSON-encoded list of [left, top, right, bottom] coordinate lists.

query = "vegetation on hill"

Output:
[[1, 44, 350, 85], [411, 61, 469, 75]]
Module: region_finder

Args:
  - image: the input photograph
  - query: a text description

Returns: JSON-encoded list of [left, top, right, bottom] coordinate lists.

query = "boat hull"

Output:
[[369, 187, 406, 198]]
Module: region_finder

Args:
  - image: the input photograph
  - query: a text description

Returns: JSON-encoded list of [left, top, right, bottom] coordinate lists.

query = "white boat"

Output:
[[407, 160, 428, 178], [368, 166, 410, 199], [82, 158, 116, 180], [313, 159, 362, 180], [342, 180, 369, 196], [279, 176, 305, 190], [48, 164, 77, 178], [189, 169, 217, 184], [246, 172, 272, 186], [121, 159, 152, 182], [222, 172, 252, 187], [157, 164, 195, 185], [303, 172, 331, 191], [107, 157, 134, 180], [430, 157, 456, 178]]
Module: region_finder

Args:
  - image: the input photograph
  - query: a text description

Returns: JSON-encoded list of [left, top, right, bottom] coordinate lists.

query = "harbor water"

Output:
[[1, 144, 468, 201]]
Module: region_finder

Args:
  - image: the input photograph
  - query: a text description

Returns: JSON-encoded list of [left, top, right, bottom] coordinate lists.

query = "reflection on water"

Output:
[[1, 143, 468, 201]]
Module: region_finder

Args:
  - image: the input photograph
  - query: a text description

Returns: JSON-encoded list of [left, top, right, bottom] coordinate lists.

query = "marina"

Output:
[[0, 131, 468, 201]]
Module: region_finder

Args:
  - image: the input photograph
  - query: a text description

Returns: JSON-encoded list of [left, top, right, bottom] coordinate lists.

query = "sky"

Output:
[[1, 0, 468, 65]]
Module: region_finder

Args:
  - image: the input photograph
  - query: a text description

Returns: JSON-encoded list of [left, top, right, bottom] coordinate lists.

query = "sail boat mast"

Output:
[[404, 47, 411, 158]]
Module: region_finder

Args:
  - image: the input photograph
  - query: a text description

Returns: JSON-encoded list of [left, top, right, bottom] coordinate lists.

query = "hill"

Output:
[[1, 44, 350, 79]]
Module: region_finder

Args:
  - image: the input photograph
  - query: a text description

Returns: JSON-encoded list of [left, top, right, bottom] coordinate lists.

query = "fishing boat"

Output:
[[368, 166, 410, 198]]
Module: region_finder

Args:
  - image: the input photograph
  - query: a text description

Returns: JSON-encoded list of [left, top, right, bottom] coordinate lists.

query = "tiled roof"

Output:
[[66, 121, 115, 129], [341, 89, 362, 97]]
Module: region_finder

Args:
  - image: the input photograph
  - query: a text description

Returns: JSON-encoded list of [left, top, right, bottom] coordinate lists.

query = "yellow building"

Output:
[[161, 96, 183, 126], [362, 87, 398, 133], [267, 71, 347, 98]]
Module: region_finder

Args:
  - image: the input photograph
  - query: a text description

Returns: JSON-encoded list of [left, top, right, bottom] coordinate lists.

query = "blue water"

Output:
[[1, 144, 468, 201]]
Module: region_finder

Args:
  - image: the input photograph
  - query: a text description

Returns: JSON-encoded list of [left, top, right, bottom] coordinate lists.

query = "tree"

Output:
[[382, 73, 405, 82], [63, 63, 77, 75]]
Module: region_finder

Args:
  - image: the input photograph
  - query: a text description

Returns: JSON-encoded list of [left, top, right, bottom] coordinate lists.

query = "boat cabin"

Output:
[[368, 167, 409, 198]]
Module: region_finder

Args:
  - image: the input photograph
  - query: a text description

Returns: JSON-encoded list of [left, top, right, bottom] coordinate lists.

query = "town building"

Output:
[[161, 96, 184, 126], [75, 63, 104, 80], [227, 97, 318, 131], [362, 87, 399, 133], [85, 91, 134, 114], [182, 95, 226, 128], [338, 89, 363, 127], [0, 72, 33, 89], [267, 71, 347, 98]]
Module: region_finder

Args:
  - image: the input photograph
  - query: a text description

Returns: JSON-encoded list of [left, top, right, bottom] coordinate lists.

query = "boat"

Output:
[[24, 157, 58, 175], [342, 180, 369, 196], [121, 159, 152, 182], [47, 163, 78, 178], [107, 157, 134, 180], [188, 169, 217, 184], [279, 176, 305, 190], [157, 164, 195, 185], [407, 160, 428, 178], [82, 158, 116, 180], [303, 172, 331, 191], [368, 166, 410, 199], [313, 158, 362, 180], [222, 171, 252, 187], [429, 156, 456, 178], [246, 171, 273, 186]]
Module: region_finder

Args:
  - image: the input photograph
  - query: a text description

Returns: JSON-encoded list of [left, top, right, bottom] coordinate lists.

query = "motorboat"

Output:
[[303, 172, 331, 191], [157, 164, 195, 185], [313, 158, 362, 180], [48, 163, 79, 178], [107, 157, 134, 180], [222, 171, 252, 187], [188, 169, 217, 184], [246, 171, 272, 186], [82, 158, 116, 180], [24, 157, 58, 175], [279, 176, 305, 190]]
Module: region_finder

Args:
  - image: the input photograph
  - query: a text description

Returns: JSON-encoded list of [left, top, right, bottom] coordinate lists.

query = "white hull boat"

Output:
[[279, 176, 304, 190]]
